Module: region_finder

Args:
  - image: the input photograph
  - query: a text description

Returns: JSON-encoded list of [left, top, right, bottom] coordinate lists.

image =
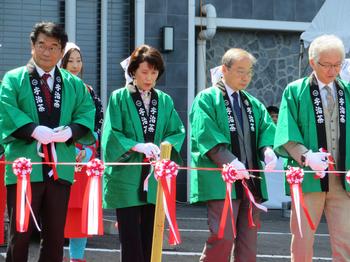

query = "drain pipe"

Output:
[[197, 4, 217, 93], [65, 0, 76, 42], [100, 0, 108, 111]]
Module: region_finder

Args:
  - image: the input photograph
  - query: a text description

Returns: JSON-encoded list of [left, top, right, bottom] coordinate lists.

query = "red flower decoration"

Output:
[[154, 159, 178, 180], [286, 166, 304, 184], [86, 159, 105, 177], [12, 158, 32, 178], [222, 164, 239, 183]]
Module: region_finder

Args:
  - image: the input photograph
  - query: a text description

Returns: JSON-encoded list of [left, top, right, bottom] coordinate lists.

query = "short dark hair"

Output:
[[30, 21, 68, 50], [61, 47, 84, 77], [127, 45, 165, 80], [267, 106, 279, 114]]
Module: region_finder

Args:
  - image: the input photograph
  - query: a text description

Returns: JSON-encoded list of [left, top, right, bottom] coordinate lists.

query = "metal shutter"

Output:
[[106, 0, 133, 97], [0, 0, 64, 78]]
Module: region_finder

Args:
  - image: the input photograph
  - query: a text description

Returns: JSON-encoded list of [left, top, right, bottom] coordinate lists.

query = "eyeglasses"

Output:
[[234, 69, 254, 77], [317, 61, 343, 70], [35, 43, 61, 54]]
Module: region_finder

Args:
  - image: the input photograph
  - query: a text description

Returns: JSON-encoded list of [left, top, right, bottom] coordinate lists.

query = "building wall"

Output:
[[145, 0, 189, 200], [206, 29, 310, 107], [196, 0, 325, 21], [197, 0, 324, 107]]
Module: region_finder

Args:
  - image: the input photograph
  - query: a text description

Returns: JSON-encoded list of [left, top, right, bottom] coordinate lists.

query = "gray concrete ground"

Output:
[[0, 203, 331, 261]]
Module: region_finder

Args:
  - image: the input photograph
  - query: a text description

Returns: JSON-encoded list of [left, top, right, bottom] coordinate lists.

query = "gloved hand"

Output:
[[304, 150, 329, 172], [230, 158, 250, 180], [31, 125, 54, 145], [51, 126, 72, 143], [132, 143, 160, 160], [264, 147, 278, 171]]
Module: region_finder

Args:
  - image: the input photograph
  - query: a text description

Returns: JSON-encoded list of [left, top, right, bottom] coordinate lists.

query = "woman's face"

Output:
[[66, 49, 82, 76], [134, 62, 159, 91]]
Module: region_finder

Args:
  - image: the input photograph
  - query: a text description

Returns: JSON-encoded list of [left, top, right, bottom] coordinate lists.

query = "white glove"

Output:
[[132, 143, 160, 159], [264, 147, 278, 171], [31, 126, 54, 145], [230, 158, 250, 180], [304, 150, 329, 172], [51, 126, 72, 143]]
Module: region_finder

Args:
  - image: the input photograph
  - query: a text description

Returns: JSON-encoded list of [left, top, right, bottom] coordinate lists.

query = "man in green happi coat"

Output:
[[190, 48, 276, 262], [0, 22, 95, 262], [274, 34, 350, 261]]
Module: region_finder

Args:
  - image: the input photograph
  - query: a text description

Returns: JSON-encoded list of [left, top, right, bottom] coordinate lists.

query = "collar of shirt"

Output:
[[34, 63, 55, 91], [313, 72, 336, 99], [223, 81, 241, 107]]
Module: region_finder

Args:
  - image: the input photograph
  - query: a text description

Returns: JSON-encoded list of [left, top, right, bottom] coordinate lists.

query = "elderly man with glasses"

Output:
[[275, 34, 350, 261], [190, 48, 277, 262]]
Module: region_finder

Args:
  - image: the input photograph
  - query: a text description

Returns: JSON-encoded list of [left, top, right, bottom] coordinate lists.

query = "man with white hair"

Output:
[[274, 34, 350, 261]]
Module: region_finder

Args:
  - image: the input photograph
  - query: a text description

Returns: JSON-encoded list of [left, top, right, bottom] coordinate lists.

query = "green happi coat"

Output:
[[274, 77, 350, 193], [102, 85, 185, 209], [190, 85, 275, 203], [0, 66, 96, 185]]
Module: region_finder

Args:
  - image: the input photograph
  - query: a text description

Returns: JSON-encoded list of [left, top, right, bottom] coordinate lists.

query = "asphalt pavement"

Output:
[[0, 203, 331, 261]]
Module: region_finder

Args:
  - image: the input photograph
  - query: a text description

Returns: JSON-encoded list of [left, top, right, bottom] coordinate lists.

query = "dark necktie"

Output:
[[232, 92, 243, 128], [41, 73, 52, 113]]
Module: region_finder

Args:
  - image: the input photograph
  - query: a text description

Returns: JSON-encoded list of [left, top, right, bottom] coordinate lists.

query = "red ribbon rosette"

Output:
[[218, 164, 238, 239], [286, 166, 315, 237], [81, 158, 104, 235], [154, 159, 181, 245], [12, 157, 32, 232], [218, 164, 267, 239]]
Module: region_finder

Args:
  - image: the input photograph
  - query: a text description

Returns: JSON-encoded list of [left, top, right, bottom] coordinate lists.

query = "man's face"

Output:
[[222, 57, 253, 91], [31, 33, 63, 72], [310, 49, 343, 84], [269, 112, 278, 124]]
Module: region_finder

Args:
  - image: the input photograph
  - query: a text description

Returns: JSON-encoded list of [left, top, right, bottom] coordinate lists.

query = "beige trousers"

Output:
[[290, 174, 350, 262]]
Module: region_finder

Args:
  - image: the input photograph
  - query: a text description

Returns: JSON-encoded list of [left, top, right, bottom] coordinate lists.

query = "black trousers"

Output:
[[6, 180, 71, 262], [116, 204, 155, 262]]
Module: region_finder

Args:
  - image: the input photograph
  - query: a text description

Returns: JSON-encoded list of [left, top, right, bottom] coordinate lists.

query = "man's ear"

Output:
[[309, 59, 316, 71]]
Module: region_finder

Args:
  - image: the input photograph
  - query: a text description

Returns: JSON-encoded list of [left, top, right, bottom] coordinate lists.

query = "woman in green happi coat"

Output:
[[101, 45, 185, 262]]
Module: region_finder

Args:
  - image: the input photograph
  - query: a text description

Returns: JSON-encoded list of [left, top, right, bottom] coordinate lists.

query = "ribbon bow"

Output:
[[82, 159, 104, 235], [218, 164, 267, 239], [12, 158, 38, 232], [154, 159, 181, 245], [286, 166, 315, 237]]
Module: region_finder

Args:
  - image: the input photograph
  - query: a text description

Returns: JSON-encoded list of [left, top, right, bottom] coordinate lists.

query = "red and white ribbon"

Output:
[[12, 158, 37, 232], [37, 142, 58, 180], [218, 164, 239, 239], [81, 158, 104, 235], [218, 164, 267, 239], [154, 159, 181, 245], [286, 166, 315, 237]]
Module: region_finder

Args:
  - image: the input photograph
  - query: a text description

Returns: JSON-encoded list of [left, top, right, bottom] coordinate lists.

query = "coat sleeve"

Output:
[[68, 78, 96, 145], [161, 96, 185, 160], [190, 91, 231, 157], [256, 101, 276, 152], [101, 92, 139, 162], [0, 71, 35, 145], [274, 85, 306, 158]]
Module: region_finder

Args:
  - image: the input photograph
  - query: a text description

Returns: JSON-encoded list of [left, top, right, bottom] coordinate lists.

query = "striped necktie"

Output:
[[324, 85, 335, 115]]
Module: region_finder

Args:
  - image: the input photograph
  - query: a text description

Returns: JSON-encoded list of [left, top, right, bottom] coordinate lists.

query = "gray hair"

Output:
[[308, 34, 345, 62], [221, 48, 256, 68]]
